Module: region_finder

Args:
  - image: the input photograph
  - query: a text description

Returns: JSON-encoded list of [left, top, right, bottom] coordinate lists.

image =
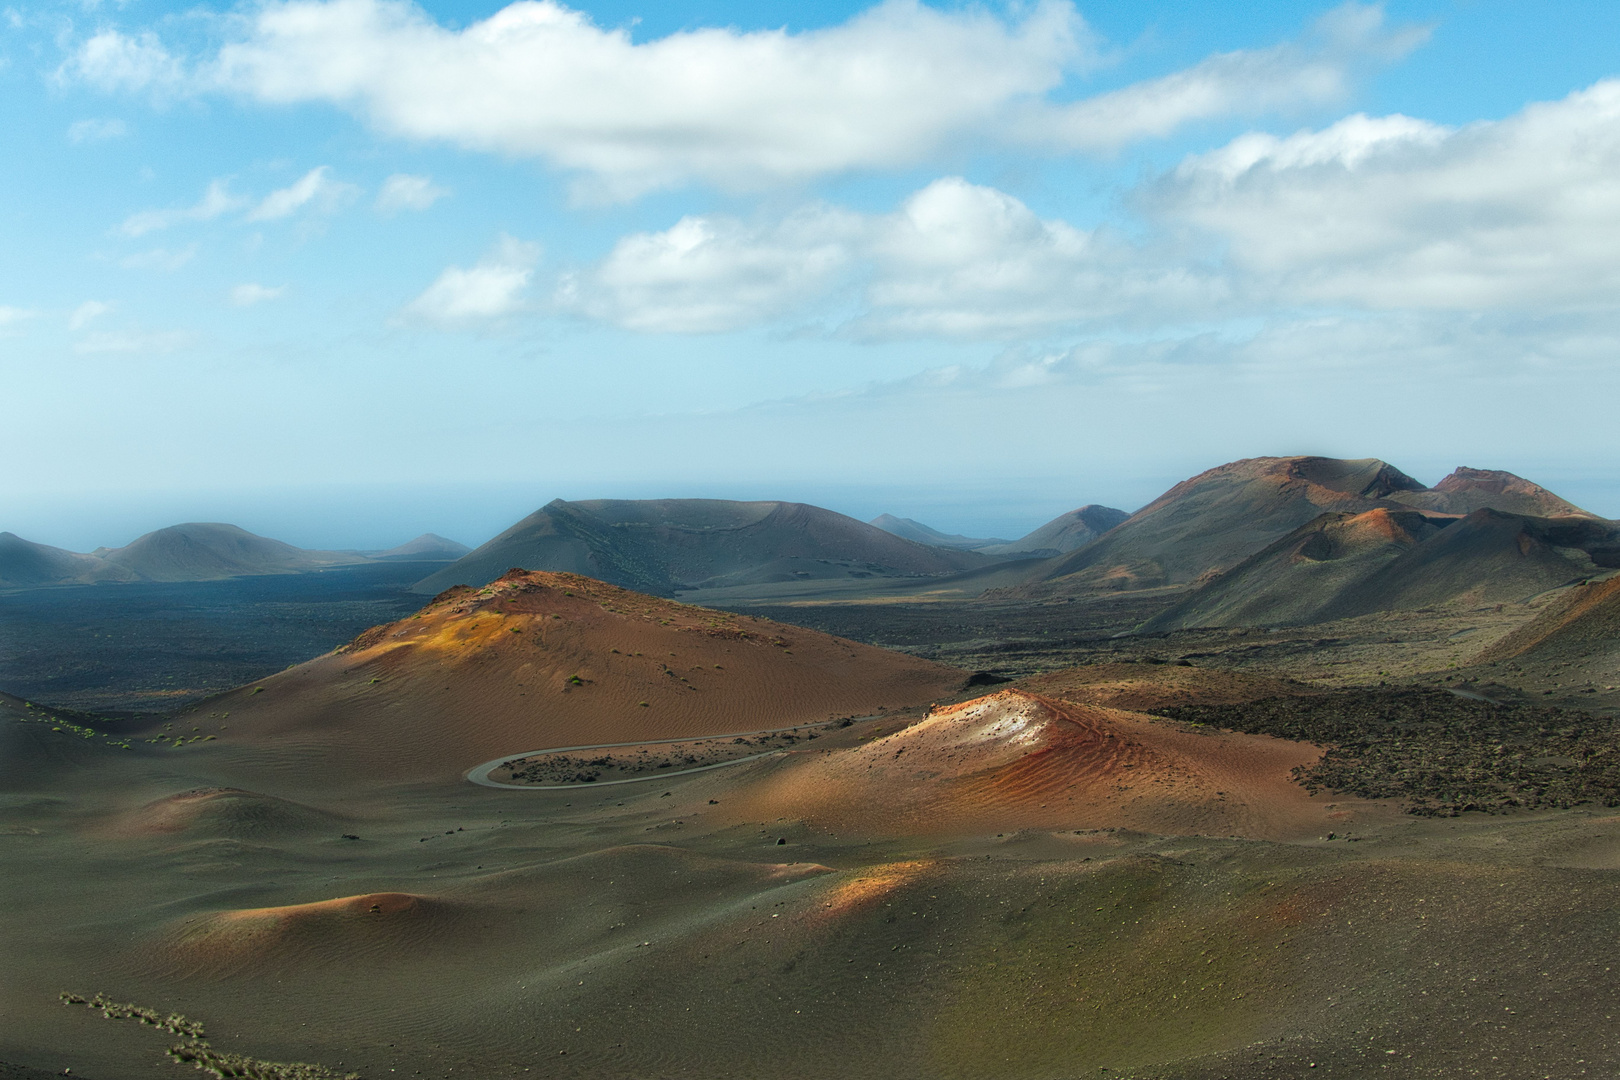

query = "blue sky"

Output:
[[5, 0, 1620, 550]]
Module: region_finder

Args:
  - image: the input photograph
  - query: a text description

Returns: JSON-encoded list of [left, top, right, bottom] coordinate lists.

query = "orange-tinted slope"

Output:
[[204, 571, 967, 784], [718, 689, 1351, 841], [1017, 456, 1430, 596], [1474, 573, 1620, 666], [1393, 466, 1600, 519], [1140, 508, 1445, 630], [154, 844, 831, 979], [1013, 457, 1604, 600]]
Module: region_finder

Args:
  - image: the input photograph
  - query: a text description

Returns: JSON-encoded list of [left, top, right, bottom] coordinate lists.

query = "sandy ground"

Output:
[[8, 577, 1620, 1079], [8, 680, 1620, 1080]]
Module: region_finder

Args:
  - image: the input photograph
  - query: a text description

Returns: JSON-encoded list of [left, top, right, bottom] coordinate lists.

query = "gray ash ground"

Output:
[[719, 592, 1176, 675], [0, 563, 436, 713]]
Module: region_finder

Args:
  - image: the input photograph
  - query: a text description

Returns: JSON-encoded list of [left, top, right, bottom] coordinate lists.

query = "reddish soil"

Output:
[[199, 571, 966, 785], [717, 689, 1367, 841]]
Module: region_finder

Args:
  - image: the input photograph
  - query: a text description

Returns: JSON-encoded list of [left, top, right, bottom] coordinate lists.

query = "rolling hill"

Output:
[[868, 514, 1009, 551], [715, 688, 1338, 840], [1143, 507, 1620, 631], [0, 532, 134, 588], [1390, 466, 1599, 518], [415, 498, 990, 596], [371, 533, 471, 561], [976, 504, 1130, 557], [203, 569, 968, 785], [1, 523, 374, 587], [95, 523, 369, 581]]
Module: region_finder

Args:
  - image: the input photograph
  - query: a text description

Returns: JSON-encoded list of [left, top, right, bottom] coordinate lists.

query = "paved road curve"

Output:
[[464, 720, 851, 790]]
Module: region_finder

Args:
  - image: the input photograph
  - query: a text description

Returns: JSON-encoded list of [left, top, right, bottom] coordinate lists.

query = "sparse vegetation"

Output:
[[61, 992, 358, 1080], [10, 705, 135, 749]]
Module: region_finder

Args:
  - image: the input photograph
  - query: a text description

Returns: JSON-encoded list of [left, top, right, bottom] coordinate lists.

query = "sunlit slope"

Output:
[[716, 689, 1342, 841], [1144, 507, 1620, 630], [1471, 572, 1620, 694], [1391, 466, 1602, 518], [205, 570, 967, 783], [1141, 508, 1443, 630], [1017, 456, 1431, 596], [1014, 456, 1605, 599]]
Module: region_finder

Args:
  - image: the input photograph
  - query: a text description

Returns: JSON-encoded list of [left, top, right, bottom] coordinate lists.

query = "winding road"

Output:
[[464, 720, 851, 790]]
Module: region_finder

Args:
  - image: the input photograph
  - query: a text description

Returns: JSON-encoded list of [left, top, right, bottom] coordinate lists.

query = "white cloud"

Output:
[[68, 117, 128, 143], [247, 165, 358, 220], [406, 234, 539, 322], [558, 206, 862, 333], [212, 0, 1081, 199], [69, 300, 112, 330], [568, 77, 1620, 337], [376, 173, 449, 212], [121, 180, 244, 237], [1021, 3, 1427, 150], [65, 30, 184, 92], [561, 178, 1219, 337], [59, 1, 1420, 199], [230, 283, 287, 305], [1156, 79, 1620, 309], [194, 0, 1417, 199], [856, 179, 1216, 338], [119, 245, 197, 271]]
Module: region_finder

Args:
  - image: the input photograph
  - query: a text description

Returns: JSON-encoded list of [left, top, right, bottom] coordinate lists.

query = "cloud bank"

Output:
[[559, 79, 1620, 337], [70, 1, 1416, 199]]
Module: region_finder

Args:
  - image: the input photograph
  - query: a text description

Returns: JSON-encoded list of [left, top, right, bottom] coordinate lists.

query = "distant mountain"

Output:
[[0, 523, 372, 587], [96, 523, 369, 582], [414, 498, 990, 596], [0, 532, 134, 588], [977, 505, 1129, 557], [372, 533, 472, 562], [868, 514, 1010, 551], [1143, 508, 1620, 631], [1140, 508, 1443, 630], [1012, 456, 1604, 599], [1015, 457, 1429, 596], [1389, 467, 1598, 519]]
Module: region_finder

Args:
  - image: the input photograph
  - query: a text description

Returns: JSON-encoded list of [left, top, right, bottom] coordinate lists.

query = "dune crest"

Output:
[[107, 787, 341, 838], [160, 892, 445, 976]]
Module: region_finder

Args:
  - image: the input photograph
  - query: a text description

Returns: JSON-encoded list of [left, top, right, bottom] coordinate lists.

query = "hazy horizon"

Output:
[[10, 451, 1620, 555], [8, 0, 1620, 552]]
